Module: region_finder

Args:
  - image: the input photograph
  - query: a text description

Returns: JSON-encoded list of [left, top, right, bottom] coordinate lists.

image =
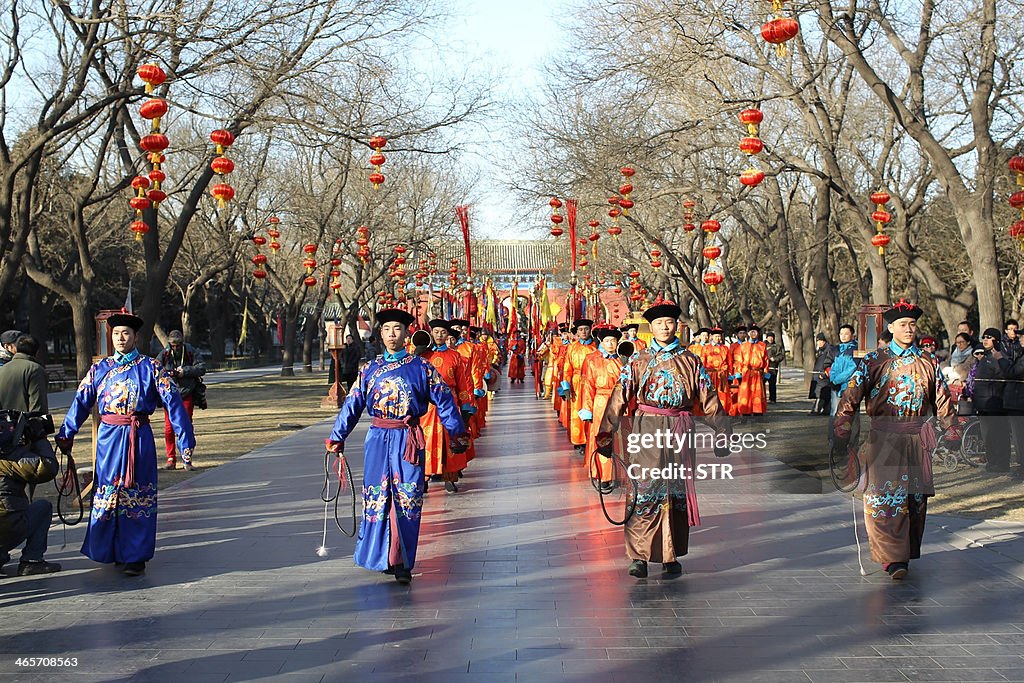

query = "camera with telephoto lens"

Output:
[[0, 410, 55, 458]]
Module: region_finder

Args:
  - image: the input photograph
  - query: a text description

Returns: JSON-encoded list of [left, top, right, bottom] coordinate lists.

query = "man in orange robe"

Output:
[[728, 325, 748, 417], [507, 335, 526, 383], [703, 327, 733, 416], [421, 319, 475, 492], [450, 320, 486, 451], [734, 325, 769, 417], [579, 325, 624, 490], [688, 327, 710, 361], [551, 324, 570, 420], [559, 319, 596, 455]]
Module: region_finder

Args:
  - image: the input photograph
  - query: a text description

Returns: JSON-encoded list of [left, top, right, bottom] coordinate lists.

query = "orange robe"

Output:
[[421, 346, 474, 476], [728, 342, 744, 416], [579, 350, 624, 480], [630, 337, 648, 353], [453, 338, 486, 449], [561, 340, 598, 446], [473, 339, 493, 425], [734, 340, 768, 415], [702, 343, 733, 416]]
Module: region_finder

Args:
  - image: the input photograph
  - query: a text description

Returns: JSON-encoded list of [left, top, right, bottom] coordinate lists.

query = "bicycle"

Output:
[[929, 415, 985, 472]]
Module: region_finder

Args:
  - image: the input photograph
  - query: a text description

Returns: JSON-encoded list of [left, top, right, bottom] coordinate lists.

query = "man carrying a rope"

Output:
[[832, 300, 954, 580]]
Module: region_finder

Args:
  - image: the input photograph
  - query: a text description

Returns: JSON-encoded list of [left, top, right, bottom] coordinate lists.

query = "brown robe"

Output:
[[834, 343, 953, 564], [597, 342, 728, 563]]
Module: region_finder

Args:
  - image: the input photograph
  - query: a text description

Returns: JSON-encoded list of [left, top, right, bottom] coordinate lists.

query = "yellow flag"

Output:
[[237, 299, 249, 349]]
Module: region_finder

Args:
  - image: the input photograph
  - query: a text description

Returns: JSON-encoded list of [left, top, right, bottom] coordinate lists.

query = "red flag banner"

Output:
[[455, 205, 472, 276]]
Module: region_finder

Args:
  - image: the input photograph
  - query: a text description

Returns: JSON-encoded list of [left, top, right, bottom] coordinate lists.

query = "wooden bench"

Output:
[[44, 364, 69, 390]]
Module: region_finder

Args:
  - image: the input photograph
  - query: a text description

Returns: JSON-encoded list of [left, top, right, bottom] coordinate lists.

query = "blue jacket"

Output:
[[830, 340, 858, 390]]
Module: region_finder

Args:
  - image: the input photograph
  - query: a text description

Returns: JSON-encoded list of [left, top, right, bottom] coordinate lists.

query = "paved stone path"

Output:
[[3, 377, 1024, 682]]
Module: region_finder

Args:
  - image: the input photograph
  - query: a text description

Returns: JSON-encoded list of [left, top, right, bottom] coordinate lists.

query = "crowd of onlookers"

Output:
[[810, 319, 1024, 481]]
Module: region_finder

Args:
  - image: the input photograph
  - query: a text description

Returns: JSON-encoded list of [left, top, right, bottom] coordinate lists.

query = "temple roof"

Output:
[[423, 240, 565, 275]]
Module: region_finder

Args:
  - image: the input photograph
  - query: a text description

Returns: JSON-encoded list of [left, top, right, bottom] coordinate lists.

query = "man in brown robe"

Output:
[[833, 299, 954, 580], [596, 301, 731, 578]]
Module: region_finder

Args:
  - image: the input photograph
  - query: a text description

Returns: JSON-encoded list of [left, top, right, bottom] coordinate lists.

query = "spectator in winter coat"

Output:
[[829, 324, 858, 417], [965, 328, 1010, 473]]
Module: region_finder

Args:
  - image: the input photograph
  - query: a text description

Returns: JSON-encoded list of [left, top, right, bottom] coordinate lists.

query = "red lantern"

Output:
[[738, 108, 763, 135], [589, 232, 600, 241], [740, 168, 765, 187], [304, 276, 317, 288], [761, 17, 799, 57], [211, 156, 234, 175], [650, 260, 662, 269], [703, 271, 724, 292], [253, 269, 267, 280], [580, 258, 589, 268], [872, 210, 892, 224], [252, 254, 268, 266], [1010, 191, 1024, 209], [148, 169, 166, 185], [330, 258, 342, 267], [620, 166, 635, 177], [210, 183, 234, 207], [549, 197, 563, 209], [369, 172, 385, 188], [608, 207, 621, 219], [253, 236, 267, 247], [304, 244, 318, 255], [140, 134, 169, 153], [136, 64, 166, 93], [130, 219, 150, 241], [146, 188, 167, 204], [619, 183, 633, 196], [618, 198, 635, 210], [550, 227, 564, 237], [588, 219, 599, 228], [210, 129, 235, 153], [629, 270, 641, 278], [703, 246, 722, 260], [130, 197, 151, 212], [1010, 220, 1024, 239], [608, 225, 622, 237], [139, 98, 168, 120], [871, 233, 891, 255], [682, 199, 696, 209], [131, 176, 151, 191], [267, 228, 281, 239], [739, 136, 764, 155], [702, 219, 721, 233], [303, 257, 317, 270], [650, 249, 661, 258], [608, 196, 620, 205], [870, 191, 891, 205], [369, 136, 388, 150], [269, 215, 281, 225], [269, 241, 281, 254], [683, 222, 696, 233], [550, 213, 564, 224], [369, 153, 387, 167]]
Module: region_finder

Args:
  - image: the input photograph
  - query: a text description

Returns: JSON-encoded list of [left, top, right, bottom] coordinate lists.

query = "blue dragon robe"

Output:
[[329, 350, 466, 571], [58, 354, 195, 564]]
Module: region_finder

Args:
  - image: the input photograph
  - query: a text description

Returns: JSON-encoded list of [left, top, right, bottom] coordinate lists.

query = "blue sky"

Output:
[[442, 0, 574, 238]]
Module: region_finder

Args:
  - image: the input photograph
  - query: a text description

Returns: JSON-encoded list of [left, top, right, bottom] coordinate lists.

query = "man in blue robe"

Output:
[[326, 308, 468, 584], [57, 311, 195, 576]]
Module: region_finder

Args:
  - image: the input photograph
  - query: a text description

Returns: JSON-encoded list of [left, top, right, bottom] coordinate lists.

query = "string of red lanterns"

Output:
[[738, 108, 766, 188], [701, 219, 725, 293], [355, 225, 371, 264], [869, 191, 892, 255], [267, 215, 281, 254], [129, 63, 170, 241], [209, 129, 236, 209], [683, 199, 697, 234], [302, 243, 318, 288], [368, 136, 387, 189], [619, 166, 635, 215], [328, 239, 343, 294], [549, 197, 564, 237], [1008, 155, 1024, 246]]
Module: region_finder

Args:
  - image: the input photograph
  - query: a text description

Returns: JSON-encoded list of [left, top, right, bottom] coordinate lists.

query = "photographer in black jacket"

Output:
[[967, 329, 1011, 473], [0, 412, 61, 576]]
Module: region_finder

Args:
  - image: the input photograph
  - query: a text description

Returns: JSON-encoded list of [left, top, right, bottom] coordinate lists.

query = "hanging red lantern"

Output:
[[139, 98, 168, 121], [618, 198, 635, 211], [210, 183, 234, 208], [682, 199, 696, 209], [304, 276, 317, 288], [761, 17, 799, 57], [130, 197, 151, 212], [740, 168, 765, 187], [130, 220, 150, 241], [650, 249, 661, 258], [210, 129, 235, 154], [1010, 191, 1024, 210], [304, 243, 318, 255], [369, 153, 387, 167], [140, 134, 169, 154], [131, 176, 151, 191], [739, 136, 764, 155], [146, 188, 167, 205], [269, 215, 281, 225], [629, 270, 641, 279], [269, 241, 281, 254], [738, 108, 763, 134], [369, 172, 385, 188], [253, 236, 267, 247], [252, 269, 267, 280], [148, 169, 166, 185], [702, 219, 721, 233], [870, 191, 891, 205], [303, 257, 317, 271], [871, 233, 891, 254], [703, 246, 722, 260], [252, 254, 268, 266], [621, 166, 635, 177], [703, 271, 724, 292], [136, 64, 166, 93], [267, 228, 281, 240], [608, 225, 622, 237], [872, 210, 892, 224], [589, 231, 600, 241], [550, 213, 564, 224], [1010, 220, 1024, 240], [369, 136, 388, 150], [683, 223, 696, 233], [650, 260, 662, 269], [211, 156, 235, 175]]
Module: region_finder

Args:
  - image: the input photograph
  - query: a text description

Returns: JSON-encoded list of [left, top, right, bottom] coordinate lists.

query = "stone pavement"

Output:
[[3, 377, 1024, 682]]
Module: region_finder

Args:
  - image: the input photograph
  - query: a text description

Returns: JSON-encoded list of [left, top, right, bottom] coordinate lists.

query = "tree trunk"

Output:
[[70, 298, 94, 379], [280, 302, 300, 377], [207, 281, 227, 362]]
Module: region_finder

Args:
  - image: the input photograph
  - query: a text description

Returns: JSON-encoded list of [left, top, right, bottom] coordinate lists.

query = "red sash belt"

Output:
[[371, 416, 425, 466], [872, 417, 936, 486], [636, 404, 700, 527], [100, 413, 150, 488]]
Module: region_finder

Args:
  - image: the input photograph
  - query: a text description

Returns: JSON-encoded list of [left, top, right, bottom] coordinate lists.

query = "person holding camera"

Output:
[[0, 335, 49, 414], [57, 311, 195, 577], [157, 330, 205, 470], [0, 412, 61, 576]]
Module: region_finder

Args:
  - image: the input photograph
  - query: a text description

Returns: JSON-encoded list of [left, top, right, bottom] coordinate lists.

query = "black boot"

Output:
[[628, 560, 648, 578], [663, 561, 682, 575], [444, 480, 458, 493], [122, 562, 146, 577], [394, 564, 412, 584]]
